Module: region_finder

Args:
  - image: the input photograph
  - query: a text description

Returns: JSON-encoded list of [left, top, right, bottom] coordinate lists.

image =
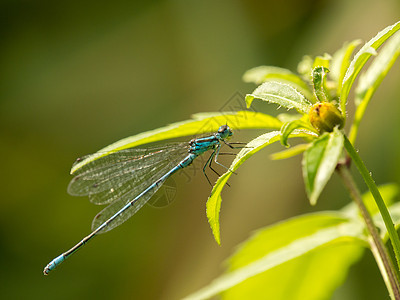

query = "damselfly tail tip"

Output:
[[43, 254, 64, 275], [43, 264, 51, 275]]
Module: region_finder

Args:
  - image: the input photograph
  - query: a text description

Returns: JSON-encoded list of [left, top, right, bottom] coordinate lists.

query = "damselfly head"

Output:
[[217, 124, 233, 139]]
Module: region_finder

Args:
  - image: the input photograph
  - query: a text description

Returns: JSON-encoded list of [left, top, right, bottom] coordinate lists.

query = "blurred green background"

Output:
[[1, 0, 400, 299]]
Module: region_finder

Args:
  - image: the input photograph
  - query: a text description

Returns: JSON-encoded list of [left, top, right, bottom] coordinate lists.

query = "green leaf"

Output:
[[330, 39, 362, 94], [228, 213, 351, 269], [280, 117, 315, 147], [207, 131, 280, 245], [342, 183, 399, 218], [246, 81, 312, 114], [379, 202, 400, 241], [340, 183, 400, 243], [71, 111, 282, 174], [340, 21, 400, 118], [223, 243, 364, 300], [365, 183, 399, 216], [186, 184, 396, 300], [368, 184, 400, 240], [184, 213, 366, 300], [349, 32, 400, 146], [276, 113, 304, 123], [356, 31, 400, 106], [280, 121, 305, 147], [206, 130, 318, 245], [312, 53, 331, 69], [312, 66, 330, 102], [302, 127, 344, 205], [242, 66, 314, 100], [270, 143, 310, 160]]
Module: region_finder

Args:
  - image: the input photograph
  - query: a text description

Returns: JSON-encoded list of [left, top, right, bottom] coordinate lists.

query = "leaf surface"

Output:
[[246, 81, 312, 114], [184, 212, 365, 300], [207, 130, 318, 244], [302, 128, 344, 205], [243, 66, 313, 100], [340, 21, 400, 116]]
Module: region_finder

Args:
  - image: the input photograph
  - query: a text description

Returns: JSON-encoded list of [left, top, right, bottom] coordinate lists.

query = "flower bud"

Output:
[[309, 102, 344, 133]]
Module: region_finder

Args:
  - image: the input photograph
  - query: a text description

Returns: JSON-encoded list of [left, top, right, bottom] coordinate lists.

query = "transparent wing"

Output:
[[67, 143, 190, 233], [91, 176, 163, 233], [68, 143, 188, 205]]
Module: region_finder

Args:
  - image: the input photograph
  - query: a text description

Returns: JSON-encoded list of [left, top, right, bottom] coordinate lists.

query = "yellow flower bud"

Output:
[[309, 102, 344, 133]]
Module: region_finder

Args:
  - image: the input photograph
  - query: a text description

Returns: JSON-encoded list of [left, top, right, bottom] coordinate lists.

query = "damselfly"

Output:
[[44, 125, 240, 275]]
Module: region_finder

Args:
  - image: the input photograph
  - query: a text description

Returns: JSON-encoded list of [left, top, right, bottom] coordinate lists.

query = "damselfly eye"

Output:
[[217, 124, 233, 139], [218, 125, 228, 133]]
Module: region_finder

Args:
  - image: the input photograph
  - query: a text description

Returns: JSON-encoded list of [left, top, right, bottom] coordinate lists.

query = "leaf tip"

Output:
[[215, 235, 221, 246], [245, 94, 254, 108], [209, 217, 221, 245], [309, 194, 318, 206], [206, 193, 223, 246]]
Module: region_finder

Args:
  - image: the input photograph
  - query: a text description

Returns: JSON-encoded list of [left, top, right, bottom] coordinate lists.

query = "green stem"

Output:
[[337, 165, 400, 299], [348, 90, 372, 144], [343, 134, 400, 271]]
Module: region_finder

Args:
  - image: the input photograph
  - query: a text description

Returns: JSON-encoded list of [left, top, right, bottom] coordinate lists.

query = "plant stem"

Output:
[[337, 164, 400, 299], [343, 134, 400, 271]]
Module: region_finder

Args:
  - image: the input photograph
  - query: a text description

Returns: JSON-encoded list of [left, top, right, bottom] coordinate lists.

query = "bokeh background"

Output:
[[1, 0, 400, 299]]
